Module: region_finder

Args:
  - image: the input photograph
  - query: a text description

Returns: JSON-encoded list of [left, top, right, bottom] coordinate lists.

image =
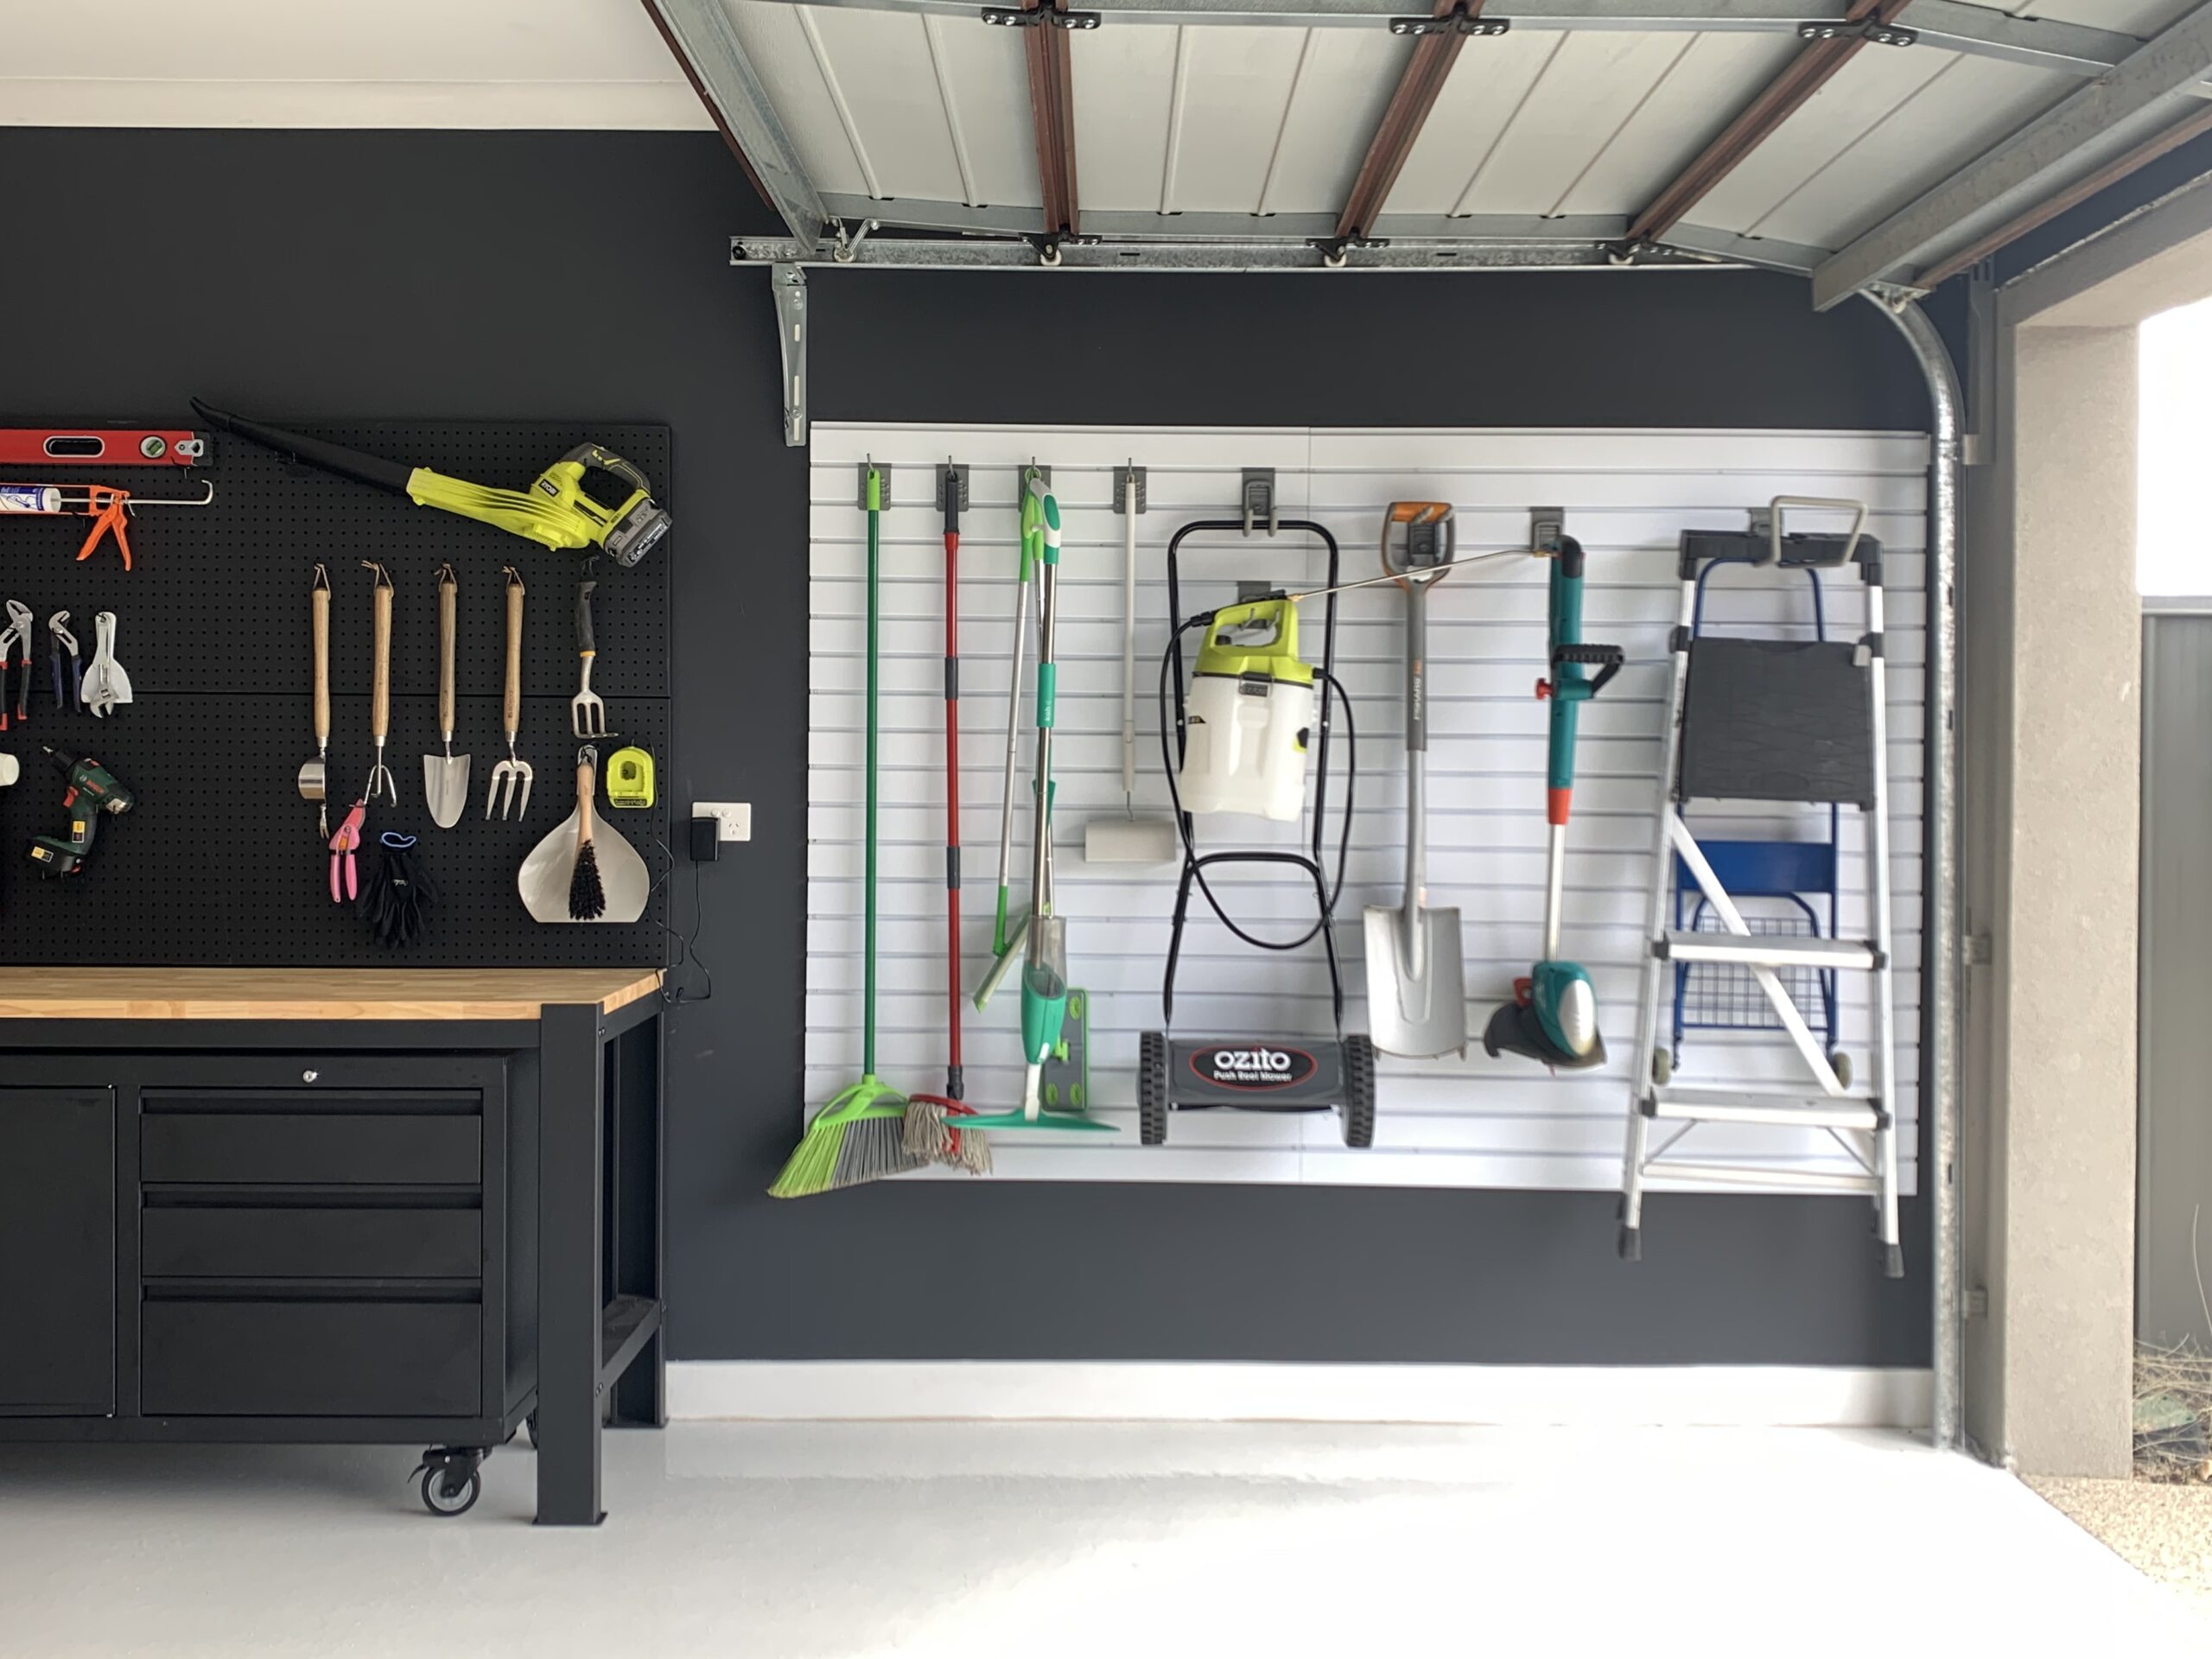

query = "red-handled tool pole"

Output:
[[941, 469, 963, 1101]]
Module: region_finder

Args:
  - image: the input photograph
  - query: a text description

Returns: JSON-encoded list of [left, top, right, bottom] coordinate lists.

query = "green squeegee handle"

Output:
[[1539, 536, 1624, 822], [864, 465, 883, 1076]]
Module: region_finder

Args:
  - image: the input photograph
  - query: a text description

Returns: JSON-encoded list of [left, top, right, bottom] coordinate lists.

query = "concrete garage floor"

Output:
[[1, 1424, 2204, 1656], [2032, 1476, 2212, 1617]]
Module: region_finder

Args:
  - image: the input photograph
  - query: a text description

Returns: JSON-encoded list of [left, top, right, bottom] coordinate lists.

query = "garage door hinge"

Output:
[[1390, 3, 1509, 37], [1798, 19, 1916, 47], [982, 1, 1100, 29]]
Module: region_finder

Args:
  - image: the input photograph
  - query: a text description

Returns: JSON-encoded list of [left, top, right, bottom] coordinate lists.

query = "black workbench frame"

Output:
[[0, 995, 664, 1527]]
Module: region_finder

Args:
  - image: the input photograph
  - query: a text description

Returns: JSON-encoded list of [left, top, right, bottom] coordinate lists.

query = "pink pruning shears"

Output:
[[329, 798, 366, 902]]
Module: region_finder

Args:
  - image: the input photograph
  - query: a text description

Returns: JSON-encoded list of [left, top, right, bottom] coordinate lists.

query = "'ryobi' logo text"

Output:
[[1191, 1046, 1317, 1091]]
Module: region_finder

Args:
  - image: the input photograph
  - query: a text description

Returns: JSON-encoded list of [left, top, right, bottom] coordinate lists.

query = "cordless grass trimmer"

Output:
[[189, 401, 671, 567], [1484, 530, 1623, 1069]]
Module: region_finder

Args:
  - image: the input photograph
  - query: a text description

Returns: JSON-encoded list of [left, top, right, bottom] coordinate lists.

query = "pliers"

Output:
[[0, 601, 30, 730], [47, 612, 80, 712], [329, 798, 367, 903]]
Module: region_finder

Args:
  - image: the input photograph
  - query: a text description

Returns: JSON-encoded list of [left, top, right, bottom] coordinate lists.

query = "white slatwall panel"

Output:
[[807, 423, 1927, 1192]]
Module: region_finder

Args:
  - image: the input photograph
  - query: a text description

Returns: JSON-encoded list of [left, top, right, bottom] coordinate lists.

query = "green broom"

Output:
[[771, 464, 928, 1198]]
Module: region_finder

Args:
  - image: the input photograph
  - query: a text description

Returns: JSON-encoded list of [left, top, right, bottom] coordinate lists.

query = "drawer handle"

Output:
[[302, 1070, 319, 1083]]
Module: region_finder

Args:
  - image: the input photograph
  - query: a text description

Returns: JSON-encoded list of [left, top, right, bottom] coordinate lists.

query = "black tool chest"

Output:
[[2, 1052, 537, 1443]]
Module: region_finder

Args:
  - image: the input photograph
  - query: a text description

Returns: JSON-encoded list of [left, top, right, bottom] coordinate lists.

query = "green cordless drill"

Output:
[[30, 747, 133, 875]]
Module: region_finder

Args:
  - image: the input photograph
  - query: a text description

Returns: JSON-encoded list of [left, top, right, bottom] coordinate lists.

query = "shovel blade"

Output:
[[1363, 903, 1467, 1059], [423, 756, 471, 830]]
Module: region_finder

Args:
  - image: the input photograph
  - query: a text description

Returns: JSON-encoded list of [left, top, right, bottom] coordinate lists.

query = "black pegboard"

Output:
[[0, 420, 670, 699], [0, 418, 673, 967]]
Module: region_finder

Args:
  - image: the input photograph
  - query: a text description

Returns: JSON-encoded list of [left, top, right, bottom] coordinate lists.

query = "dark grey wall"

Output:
[[0, 126, 1932, 1364]]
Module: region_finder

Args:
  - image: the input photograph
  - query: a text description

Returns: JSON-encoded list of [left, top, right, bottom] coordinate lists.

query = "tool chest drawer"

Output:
[[141, 1299, 482, 1418], [142, 1205, 481, 1281], [142, 1102, 480, 1185]]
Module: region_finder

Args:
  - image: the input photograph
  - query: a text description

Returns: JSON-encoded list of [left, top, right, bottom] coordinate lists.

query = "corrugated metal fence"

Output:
[[807, 424, 1926, 1191]]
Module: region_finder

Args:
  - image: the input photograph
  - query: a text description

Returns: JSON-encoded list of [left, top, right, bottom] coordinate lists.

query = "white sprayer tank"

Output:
[[1174, 598, 1314, 823]]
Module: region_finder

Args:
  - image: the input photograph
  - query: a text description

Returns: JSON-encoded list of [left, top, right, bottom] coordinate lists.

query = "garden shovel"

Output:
[[1363, 504, 1466, 1058], [423, 563, 469, 829]]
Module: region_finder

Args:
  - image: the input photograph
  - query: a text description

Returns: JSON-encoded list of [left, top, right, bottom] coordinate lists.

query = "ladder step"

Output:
[[1642, 1160, 1878, 1193], [1656, 931, 1880, 969], [1645, 1088, 1881, 1130]]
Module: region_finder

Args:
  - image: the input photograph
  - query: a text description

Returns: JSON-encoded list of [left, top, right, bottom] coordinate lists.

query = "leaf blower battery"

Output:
[[1173, 597, 1314, 823]]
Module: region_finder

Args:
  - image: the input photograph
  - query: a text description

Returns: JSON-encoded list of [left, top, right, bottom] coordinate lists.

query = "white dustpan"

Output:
[[518, 749, 649, 923]]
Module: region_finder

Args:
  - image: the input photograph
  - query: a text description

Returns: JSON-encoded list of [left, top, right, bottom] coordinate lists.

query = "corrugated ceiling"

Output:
[[726, 0, 2206, 259]]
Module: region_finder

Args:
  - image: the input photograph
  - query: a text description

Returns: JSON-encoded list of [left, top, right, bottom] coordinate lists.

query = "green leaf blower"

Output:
[[189, 401, 670, 568]]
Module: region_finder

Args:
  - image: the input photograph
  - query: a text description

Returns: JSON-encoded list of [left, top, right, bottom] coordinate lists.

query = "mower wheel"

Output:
[[1828, 1050, 1853, 1090], [1651, 1048, 1672, 1086], [1138, 1031, 1168, 1146], [1340, 1034, 1376, 1148]]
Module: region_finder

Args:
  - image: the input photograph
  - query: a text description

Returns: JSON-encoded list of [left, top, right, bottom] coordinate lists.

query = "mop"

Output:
[[770, 465, 931, 1196], [904, 464, 992, 1173], [957, 478, 1114, 1134]]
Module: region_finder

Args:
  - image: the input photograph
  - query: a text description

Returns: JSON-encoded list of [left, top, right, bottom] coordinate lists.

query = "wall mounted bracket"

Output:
[[772, 263, 808, 448], [1113, 463, 1147, 512], [936, 463, 970, 512], [1241, 467, 1277, 537], [1530, 505, 1566, 555], [857, 461, 892, 505]]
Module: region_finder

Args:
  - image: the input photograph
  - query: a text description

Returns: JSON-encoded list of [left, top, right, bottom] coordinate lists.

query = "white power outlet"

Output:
[[693, 802, 752, 843]]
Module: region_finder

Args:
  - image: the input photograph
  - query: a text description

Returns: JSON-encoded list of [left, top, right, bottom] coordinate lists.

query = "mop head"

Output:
[[768, 1077, 928, 1198], [901, 1094, 993, 1175]]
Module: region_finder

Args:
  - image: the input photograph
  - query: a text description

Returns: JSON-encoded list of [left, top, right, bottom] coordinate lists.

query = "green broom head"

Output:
[[768, 1075, 924, 1198]]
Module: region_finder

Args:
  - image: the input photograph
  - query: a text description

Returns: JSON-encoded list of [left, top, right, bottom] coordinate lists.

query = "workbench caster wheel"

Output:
[[524, 1411, 539, 1450], [416, 1449, 484, 1517], [1138, 1031, 1168, 1146], [1340, 1035, 1376, 1149]]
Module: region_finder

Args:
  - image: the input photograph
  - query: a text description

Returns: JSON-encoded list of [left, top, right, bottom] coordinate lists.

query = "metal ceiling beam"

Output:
[[1910, 104, 2212, 291], [1814, 1, 2212, 307], [744, 0, 2201, 93], [1624, 0, 1911, 251], [640, 0, 830, 255], [814, 192, 1830, 270], [729, 232, 1779, 271], [1334, 1, 1493, 246]]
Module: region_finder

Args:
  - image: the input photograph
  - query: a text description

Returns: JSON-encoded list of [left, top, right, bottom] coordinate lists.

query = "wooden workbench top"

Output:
[[0, 968, 664, 1022]]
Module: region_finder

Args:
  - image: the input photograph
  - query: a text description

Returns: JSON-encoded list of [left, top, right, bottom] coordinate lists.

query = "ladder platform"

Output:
[[1641, 1160, 1879, 1194], [1643, 1086, 1883, 1131], [1655, 931, 1880, 970]]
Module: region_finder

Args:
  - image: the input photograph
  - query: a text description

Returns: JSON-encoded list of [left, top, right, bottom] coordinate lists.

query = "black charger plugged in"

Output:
[[688, 817, 721, 862]]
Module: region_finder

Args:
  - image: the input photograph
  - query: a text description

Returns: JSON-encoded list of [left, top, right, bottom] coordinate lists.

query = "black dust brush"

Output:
[[569, 747, 607, 921], [359, 830, 436, 947]]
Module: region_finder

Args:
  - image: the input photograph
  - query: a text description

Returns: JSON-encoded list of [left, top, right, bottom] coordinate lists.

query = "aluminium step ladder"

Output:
[[1619, 498, 1904, 1279]]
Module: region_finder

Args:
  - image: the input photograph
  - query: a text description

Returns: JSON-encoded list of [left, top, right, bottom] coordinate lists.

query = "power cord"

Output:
[[648, 834, 715, 1007], [1155, 613, 1357, 952]]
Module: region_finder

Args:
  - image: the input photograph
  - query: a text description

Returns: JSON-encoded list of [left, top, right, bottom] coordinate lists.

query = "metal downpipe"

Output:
[[1870, 294, 1964, 1453]]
